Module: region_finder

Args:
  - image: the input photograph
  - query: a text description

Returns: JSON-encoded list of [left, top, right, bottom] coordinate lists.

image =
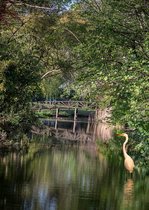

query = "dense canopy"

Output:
[[0, 0, 149, 173]]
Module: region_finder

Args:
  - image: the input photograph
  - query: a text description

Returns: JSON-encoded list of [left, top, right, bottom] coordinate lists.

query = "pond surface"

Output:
[[0, 143, 148, 210]]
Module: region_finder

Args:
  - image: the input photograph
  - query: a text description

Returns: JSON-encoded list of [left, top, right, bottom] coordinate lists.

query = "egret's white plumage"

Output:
[[117, 133, 134, 173]]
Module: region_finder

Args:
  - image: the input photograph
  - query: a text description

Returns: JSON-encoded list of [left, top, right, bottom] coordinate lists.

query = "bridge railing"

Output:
[[32, 100, 97, 110]]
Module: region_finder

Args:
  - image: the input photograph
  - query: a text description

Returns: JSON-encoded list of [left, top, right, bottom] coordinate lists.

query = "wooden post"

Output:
[[93, 109, 98, 141], [73, 120, 76, 133], [56, 108, 59, 118], [73, 108, 78, 133], [86, 114, 91, 133], [95, 109, 98, 122], [74, 108, 77, 121], [55, 108, 59, 130]]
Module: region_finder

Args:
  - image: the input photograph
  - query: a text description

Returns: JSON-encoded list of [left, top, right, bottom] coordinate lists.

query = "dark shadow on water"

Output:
[[0, 113, 148, 210], [0, 145, 149, 210]]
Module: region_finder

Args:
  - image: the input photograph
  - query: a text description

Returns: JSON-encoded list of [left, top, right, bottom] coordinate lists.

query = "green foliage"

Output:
[[0, 0, 148, 174], [0, 0, 76, 142], [35, 110, 53, 118], [130, 131, 149, 175], [0, 18, 40, 140], [0, 22, 42, 139], [69, 0, 149, 172], [41, 75, 64, 99]]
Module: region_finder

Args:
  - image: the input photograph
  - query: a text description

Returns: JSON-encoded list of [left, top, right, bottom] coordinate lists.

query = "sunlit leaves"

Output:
[[67, 0, 149, 172]]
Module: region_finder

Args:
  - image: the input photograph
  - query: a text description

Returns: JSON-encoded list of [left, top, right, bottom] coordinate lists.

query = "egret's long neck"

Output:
[[123, 135, 129, 159]]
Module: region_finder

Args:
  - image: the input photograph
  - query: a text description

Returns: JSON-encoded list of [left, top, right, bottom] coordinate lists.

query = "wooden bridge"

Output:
[[32, 100, 97, 134]]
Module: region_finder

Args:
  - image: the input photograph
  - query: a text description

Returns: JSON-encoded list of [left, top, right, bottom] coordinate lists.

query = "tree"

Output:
[[71, 0, 149, 125], [68, 0, 149, 172], [0, 0, 75, 140]]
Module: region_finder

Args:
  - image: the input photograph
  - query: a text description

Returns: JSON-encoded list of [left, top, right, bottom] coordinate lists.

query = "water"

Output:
[[0, 144, 149, 210]]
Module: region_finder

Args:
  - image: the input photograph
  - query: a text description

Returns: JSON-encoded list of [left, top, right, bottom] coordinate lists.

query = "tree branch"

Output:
[[64, 27, 82, 43], [16, 2, 55, 11], [41, 70, 61, 79]]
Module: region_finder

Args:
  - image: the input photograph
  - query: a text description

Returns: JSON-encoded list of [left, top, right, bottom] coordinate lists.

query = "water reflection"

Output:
[[123, 179, 134, 209], [38, 121, 113, 143], [0, 145, 149, 210]]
